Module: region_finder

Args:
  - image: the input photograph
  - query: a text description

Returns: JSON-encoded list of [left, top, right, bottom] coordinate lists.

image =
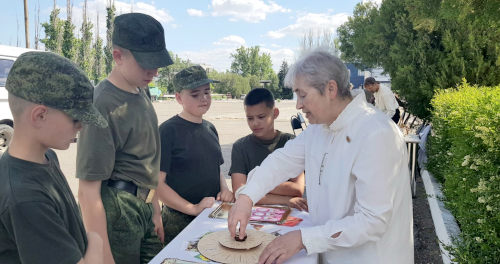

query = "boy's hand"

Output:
[[151, 189, 164, 243], [217, 188, 234, 203], [192, 197, 215, 215], [152, 210, 164, 243], [287, 197, 308, 211]]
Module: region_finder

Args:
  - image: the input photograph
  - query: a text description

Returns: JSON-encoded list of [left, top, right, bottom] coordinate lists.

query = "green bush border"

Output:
[[426, 80, 499, 263]]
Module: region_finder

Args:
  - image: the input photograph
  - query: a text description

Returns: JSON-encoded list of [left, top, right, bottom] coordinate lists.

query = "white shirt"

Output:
[[374, 85, 399, 117], [349, 88, 365, 101], [239, 95, 414, 264]]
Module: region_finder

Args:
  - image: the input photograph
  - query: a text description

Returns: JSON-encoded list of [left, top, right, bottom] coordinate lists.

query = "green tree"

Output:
[[92, 12, 104, 84], [337, 2, 380, 69], [40, 1, 63, 53], [77, 0, 93, 76], [208, 71, 251, 99], [156, 53, 193, 94], [277, 61, 292, 99], [104, 0, 115, 75], [230, 46, 274, 79], [230, 46, 279, 97], [61, 1, 76, 60], [337, 0, 500, 119]]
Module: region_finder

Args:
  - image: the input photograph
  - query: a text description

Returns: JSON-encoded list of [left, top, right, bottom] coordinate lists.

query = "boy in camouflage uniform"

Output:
[[76, 13, 173, 264], [0, 52, 106, 263]]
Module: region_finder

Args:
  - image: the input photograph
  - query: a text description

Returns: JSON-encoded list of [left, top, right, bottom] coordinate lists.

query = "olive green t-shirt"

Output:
[[0, 150, 87, 264], [229, 131, 294, 176], [76, 79, 160, 189]]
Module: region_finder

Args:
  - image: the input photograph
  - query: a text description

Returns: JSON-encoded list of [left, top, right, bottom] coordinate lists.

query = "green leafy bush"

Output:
[[427, 80, 500, 263]]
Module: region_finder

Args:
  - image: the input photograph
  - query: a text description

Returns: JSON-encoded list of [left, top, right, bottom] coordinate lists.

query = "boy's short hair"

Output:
[[364, 77, 378, 86], [173, 65, 217, 92], [6, 51, 107, 128], [244, 88, 275, 108], [113, 13, 173, 69]]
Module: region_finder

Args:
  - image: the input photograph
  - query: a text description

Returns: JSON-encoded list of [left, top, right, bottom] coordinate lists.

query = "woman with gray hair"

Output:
[[228, 50, 413, 264]]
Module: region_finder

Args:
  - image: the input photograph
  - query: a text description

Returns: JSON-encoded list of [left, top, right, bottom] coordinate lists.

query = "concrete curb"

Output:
[[420, 168, 461, 264]]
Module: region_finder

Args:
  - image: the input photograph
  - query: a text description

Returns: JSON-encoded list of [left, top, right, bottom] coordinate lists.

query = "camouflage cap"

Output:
[[173, 65, 217, 92], [5, 51, 108, 128], [113, 13, 173, 69]]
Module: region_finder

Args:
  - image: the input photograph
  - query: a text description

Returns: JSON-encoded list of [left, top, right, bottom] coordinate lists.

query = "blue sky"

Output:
[[1, 0, 381, 72]]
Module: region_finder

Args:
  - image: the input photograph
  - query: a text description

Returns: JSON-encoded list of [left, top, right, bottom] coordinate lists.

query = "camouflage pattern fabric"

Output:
[[5, 51, 107, 128], [101, 185, 163, 264], [161, 206, 195, 245], [173, 65, 217, 92]]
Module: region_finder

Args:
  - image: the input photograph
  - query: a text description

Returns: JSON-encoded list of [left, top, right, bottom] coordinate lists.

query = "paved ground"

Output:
[[56, 99, 300, 198], [413, 172, 444, 264], [55, 99, 442, 262]]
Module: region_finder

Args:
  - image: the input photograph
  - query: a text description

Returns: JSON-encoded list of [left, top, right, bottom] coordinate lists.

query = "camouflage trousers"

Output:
[[101, 185, 163, 264], [161, 206, 196, 245]]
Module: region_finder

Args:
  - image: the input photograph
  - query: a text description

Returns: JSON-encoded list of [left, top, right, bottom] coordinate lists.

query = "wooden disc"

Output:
[[219, 230, 262, 250], [197, 230, 275, 264]]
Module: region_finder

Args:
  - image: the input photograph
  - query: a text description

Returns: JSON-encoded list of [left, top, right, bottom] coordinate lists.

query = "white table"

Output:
[[149, 203, 318, 264]]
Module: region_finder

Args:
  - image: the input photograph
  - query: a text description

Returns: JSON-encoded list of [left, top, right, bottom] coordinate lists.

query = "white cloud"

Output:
[[177, 48, 235, 72], [267, 12, 349, 39], [213, 35, 246, 47], [211, 0, 290, 23], [177, 46, 295, 72], [187, 8, 205, 17]]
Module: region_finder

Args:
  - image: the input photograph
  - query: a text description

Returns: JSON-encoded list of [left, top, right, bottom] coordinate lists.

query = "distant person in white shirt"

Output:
[[364, 77, 400, 123], [228, 50, 413, 264]]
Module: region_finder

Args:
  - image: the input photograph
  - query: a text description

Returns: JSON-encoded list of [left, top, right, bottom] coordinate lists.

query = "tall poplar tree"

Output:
[[78, 0, 93, 75], [104, 0, 115, 75], [61, 0, 76, 59], [41, 0, 63, 53]]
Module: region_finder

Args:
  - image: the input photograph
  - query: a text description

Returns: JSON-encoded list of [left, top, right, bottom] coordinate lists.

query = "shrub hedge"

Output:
[[426, 80, 499, 263]]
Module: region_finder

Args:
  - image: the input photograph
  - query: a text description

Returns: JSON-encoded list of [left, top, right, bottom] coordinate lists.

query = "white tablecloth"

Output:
[[149, 202, 318, 264]]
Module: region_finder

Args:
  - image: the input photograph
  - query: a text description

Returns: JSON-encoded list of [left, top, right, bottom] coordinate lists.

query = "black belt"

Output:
[[107, 179, 153, 202]]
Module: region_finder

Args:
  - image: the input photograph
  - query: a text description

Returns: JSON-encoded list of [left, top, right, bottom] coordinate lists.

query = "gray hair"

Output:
[[285, 49, 351, 99]]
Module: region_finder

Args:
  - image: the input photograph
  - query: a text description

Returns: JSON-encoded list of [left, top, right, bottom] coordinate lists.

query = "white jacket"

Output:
[[239, 94, 414, 264]]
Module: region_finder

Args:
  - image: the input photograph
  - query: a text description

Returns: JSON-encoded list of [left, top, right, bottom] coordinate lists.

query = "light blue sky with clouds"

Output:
[[1, 0, 381, 72]]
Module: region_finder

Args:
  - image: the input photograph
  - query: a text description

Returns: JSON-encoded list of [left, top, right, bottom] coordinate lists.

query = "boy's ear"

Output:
[[326, 80, 338, 100], [30, 105, 48, 128], [112, 49, 123, 64], [175, 92, 183, 105], [273, 107, 279, 119]]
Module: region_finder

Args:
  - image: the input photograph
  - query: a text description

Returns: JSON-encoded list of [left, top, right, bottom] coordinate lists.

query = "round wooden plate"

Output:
[[197, 230, 275, 264]]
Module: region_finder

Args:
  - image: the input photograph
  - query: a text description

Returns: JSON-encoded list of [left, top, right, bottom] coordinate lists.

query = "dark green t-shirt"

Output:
[[76, 79, 160, 189], [159, 115, 223, 205], [0, 150, 87, 264], [229, 131, 294, 176]]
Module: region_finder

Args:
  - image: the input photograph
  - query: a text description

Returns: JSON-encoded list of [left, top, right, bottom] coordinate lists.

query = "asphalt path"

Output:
[[56, 99, 300, 200]]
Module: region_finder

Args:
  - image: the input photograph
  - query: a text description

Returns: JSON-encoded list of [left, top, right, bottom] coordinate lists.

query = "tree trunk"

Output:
[[24, 0, 29, 48]]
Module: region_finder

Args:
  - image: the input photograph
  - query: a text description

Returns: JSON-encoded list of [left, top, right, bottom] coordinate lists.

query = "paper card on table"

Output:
[[208, 203, 291, 224]]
